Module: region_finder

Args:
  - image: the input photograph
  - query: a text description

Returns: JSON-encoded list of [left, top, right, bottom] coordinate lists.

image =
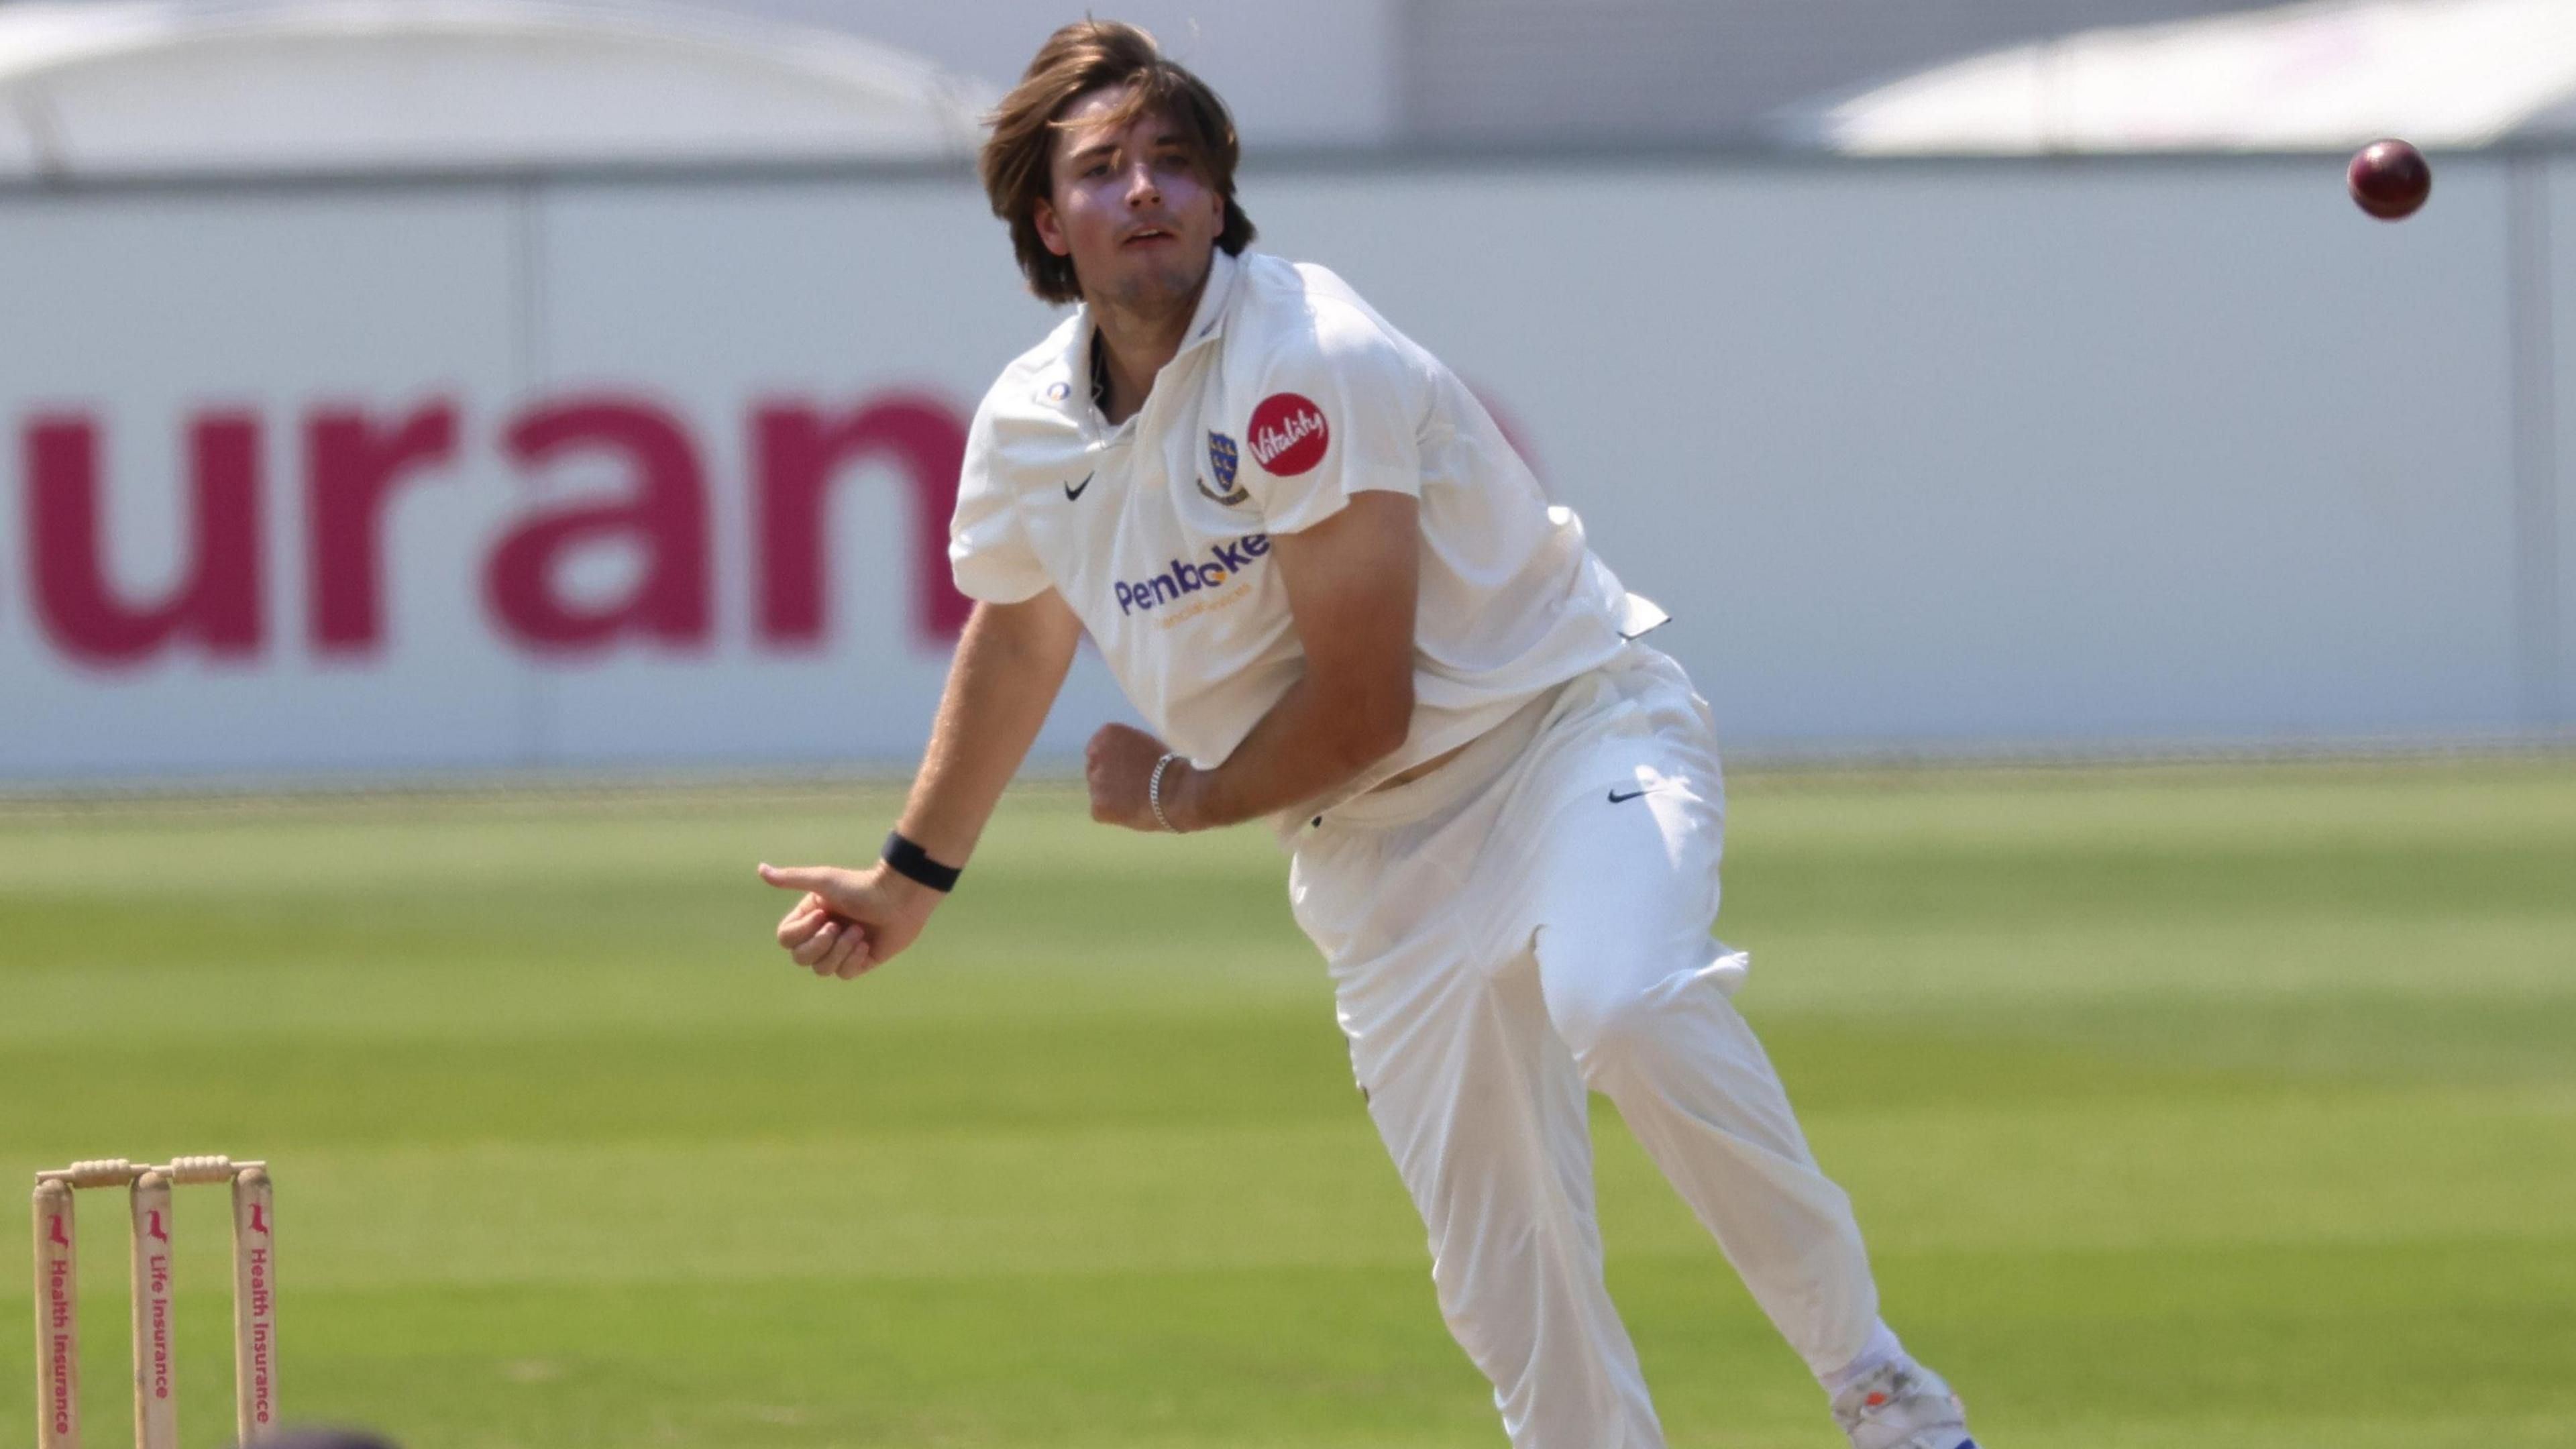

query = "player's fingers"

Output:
[[777, 904, 816, 943], [758, 863, 839, 897], [776, 900, 828, 949], [810, 921, 861, 969], [832, 930, 877, 979], [790, 919, 841, 967], [818, 928, 866, 978]]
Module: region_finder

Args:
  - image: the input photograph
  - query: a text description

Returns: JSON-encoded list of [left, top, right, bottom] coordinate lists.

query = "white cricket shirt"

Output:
[[950, 248, 1664, 828]]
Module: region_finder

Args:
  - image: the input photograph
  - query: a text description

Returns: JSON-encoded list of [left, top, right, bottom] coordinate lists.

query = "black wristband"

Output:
[[881, 830, 962, 893]]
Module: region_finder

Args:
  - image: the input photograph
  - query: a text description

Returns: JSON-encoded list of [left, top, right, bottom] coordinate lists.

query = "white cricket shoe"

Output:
[[1829, 1358, 1977, 1449]]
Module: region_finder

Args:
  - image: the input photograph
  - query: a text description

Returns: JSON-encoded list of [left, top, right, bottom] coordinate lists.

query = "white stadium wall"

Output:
[[2551, 154, 2576, 737], [1256, 158, 2553, 748], [0, 155, 2566, 782]]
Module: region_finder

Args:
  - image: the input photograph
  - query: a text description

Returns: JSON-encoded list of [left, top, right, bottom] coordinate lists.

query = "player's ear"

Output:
[[1032, 197, 1071, 258]]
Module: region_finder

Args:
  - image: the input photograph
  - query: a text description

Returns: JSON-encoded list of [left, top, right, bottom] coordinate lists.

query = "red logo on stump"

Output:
[[1248, 392, 1329, 476]]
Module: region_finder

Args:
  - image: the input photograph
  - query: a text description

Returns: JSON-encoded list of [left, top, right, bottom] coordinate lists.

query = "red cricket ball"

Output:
[[2348, 138, 2431, 221]]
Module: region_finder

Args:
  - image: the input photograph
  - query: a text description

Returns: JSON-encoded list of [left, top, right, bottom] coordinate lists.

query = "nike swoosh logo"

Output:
[[1607, 787, 1658, 804], [1063, 472, 1093, 500]]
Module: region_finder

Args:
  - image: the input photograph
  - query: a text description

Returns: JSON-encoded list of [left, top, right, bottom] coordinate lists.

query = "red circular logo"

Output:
[[1246, 392, 1330, 477]]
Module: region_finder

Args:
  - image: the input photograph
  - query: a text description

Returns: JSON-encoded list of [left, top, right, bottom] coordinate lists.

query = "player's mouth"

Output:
[[1120, 226, 1177, 249]]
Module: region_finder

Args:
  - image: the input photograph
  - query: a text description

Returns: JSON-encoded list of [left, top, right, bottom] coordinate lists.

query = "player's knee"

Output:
[[1552, 957, 1748, 1087], [1548, 977, 1666, 1083]]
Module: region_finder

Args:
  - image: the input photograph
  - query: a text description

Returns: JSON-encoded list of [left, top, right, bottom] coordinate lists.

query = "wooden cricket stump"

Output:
[[29, 1157, 277, 1449]]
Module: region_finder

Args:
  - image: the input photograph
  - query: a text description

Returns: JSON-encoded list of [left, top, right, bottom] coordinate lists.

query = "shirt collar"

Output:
[[1061, 246, 1245, 409], [1178, 245, 1242, 351]]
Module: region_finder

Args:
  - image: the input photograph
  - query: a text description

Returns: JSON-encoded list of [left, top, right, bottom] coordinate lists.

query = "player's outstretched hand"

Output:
[[755, 862, 941, 980], [1086, 722, 1186, 832]]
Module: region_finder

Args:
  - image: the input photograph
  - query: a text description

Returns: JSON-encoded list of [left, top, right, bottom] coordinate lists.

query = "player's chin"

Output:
[[1104, 250, 1205, 301]]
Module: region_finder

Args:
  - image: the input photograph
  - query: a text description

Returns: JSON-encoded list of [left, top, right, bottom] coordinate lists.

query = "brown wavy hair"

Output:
[[979, 19, 1256, 305]]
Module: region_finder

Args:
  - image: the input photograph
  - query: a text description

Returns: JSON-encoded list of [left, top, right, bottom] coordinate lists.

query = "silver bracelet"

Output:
[[1148, 751, 1183, 833]]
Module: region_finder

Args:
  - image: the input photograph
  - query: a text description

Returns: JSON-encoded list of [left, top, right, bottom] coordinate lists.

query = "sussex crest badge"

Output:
[[1200, 430, 1248, 505]]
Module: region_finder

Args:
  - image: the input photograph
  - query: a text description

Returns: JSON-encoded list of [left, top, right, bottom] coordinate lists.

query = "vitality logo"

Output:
[[1114, 534, 1271, 614], [1248, 392, 1329, 476]]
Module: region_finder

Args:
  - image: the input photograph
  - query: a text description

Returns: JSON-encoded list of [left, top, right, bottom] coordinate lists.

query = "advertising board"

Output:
[[0, 156, 2558, 780]]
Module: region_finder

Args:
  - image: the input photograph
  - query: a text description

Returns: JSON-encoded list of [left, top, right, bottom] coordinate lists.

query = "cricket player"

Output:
[[759, 20, 1982, 1449]]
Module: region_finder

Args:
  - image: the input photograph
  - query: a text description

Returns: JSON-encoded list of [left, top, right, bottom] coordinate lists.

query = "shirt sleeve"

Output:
[[1235, 305, 1424, 537], [947, 400, 1051, 604]]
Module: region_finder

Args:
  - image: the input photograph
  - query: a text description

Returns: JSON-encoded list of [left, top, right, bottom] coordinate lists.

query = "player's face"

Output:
[[1034, 87, 1226, 315]]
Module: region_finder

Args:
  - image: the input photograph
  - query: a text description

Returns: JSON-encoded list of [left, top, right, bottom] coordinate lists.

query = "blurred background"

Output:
[[1, 3, 2571, 1448], [1, 0, 2569, 772]]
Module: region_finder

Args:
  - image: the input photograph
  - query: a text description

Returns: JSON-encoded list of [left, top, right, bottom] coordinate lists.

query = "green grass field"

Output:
[[4, 758, 2573, 1448]]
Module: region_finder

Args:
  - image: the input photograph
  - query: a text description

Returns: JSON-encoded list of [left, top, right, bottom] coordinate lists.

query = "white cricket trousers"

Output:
[[1287, 645, 1883, 1449]]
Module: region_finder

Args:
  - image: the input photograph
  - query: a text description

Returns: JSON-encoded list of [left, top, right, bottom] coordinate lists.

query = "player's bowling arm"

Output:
[[898, 590, 1084, 864], [756, 590, 1081, 979], [1163, 491, 1419, 830]]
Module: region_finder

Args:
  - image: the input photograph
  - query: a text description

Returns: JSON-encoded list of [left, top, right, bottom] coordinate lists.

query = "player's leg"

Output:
[[1509, 652, 1977, 1446], [1527, 765, 1887, 1378], [1354, 949, 1665, 1449], [1294, 816, 1664, 1448]]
